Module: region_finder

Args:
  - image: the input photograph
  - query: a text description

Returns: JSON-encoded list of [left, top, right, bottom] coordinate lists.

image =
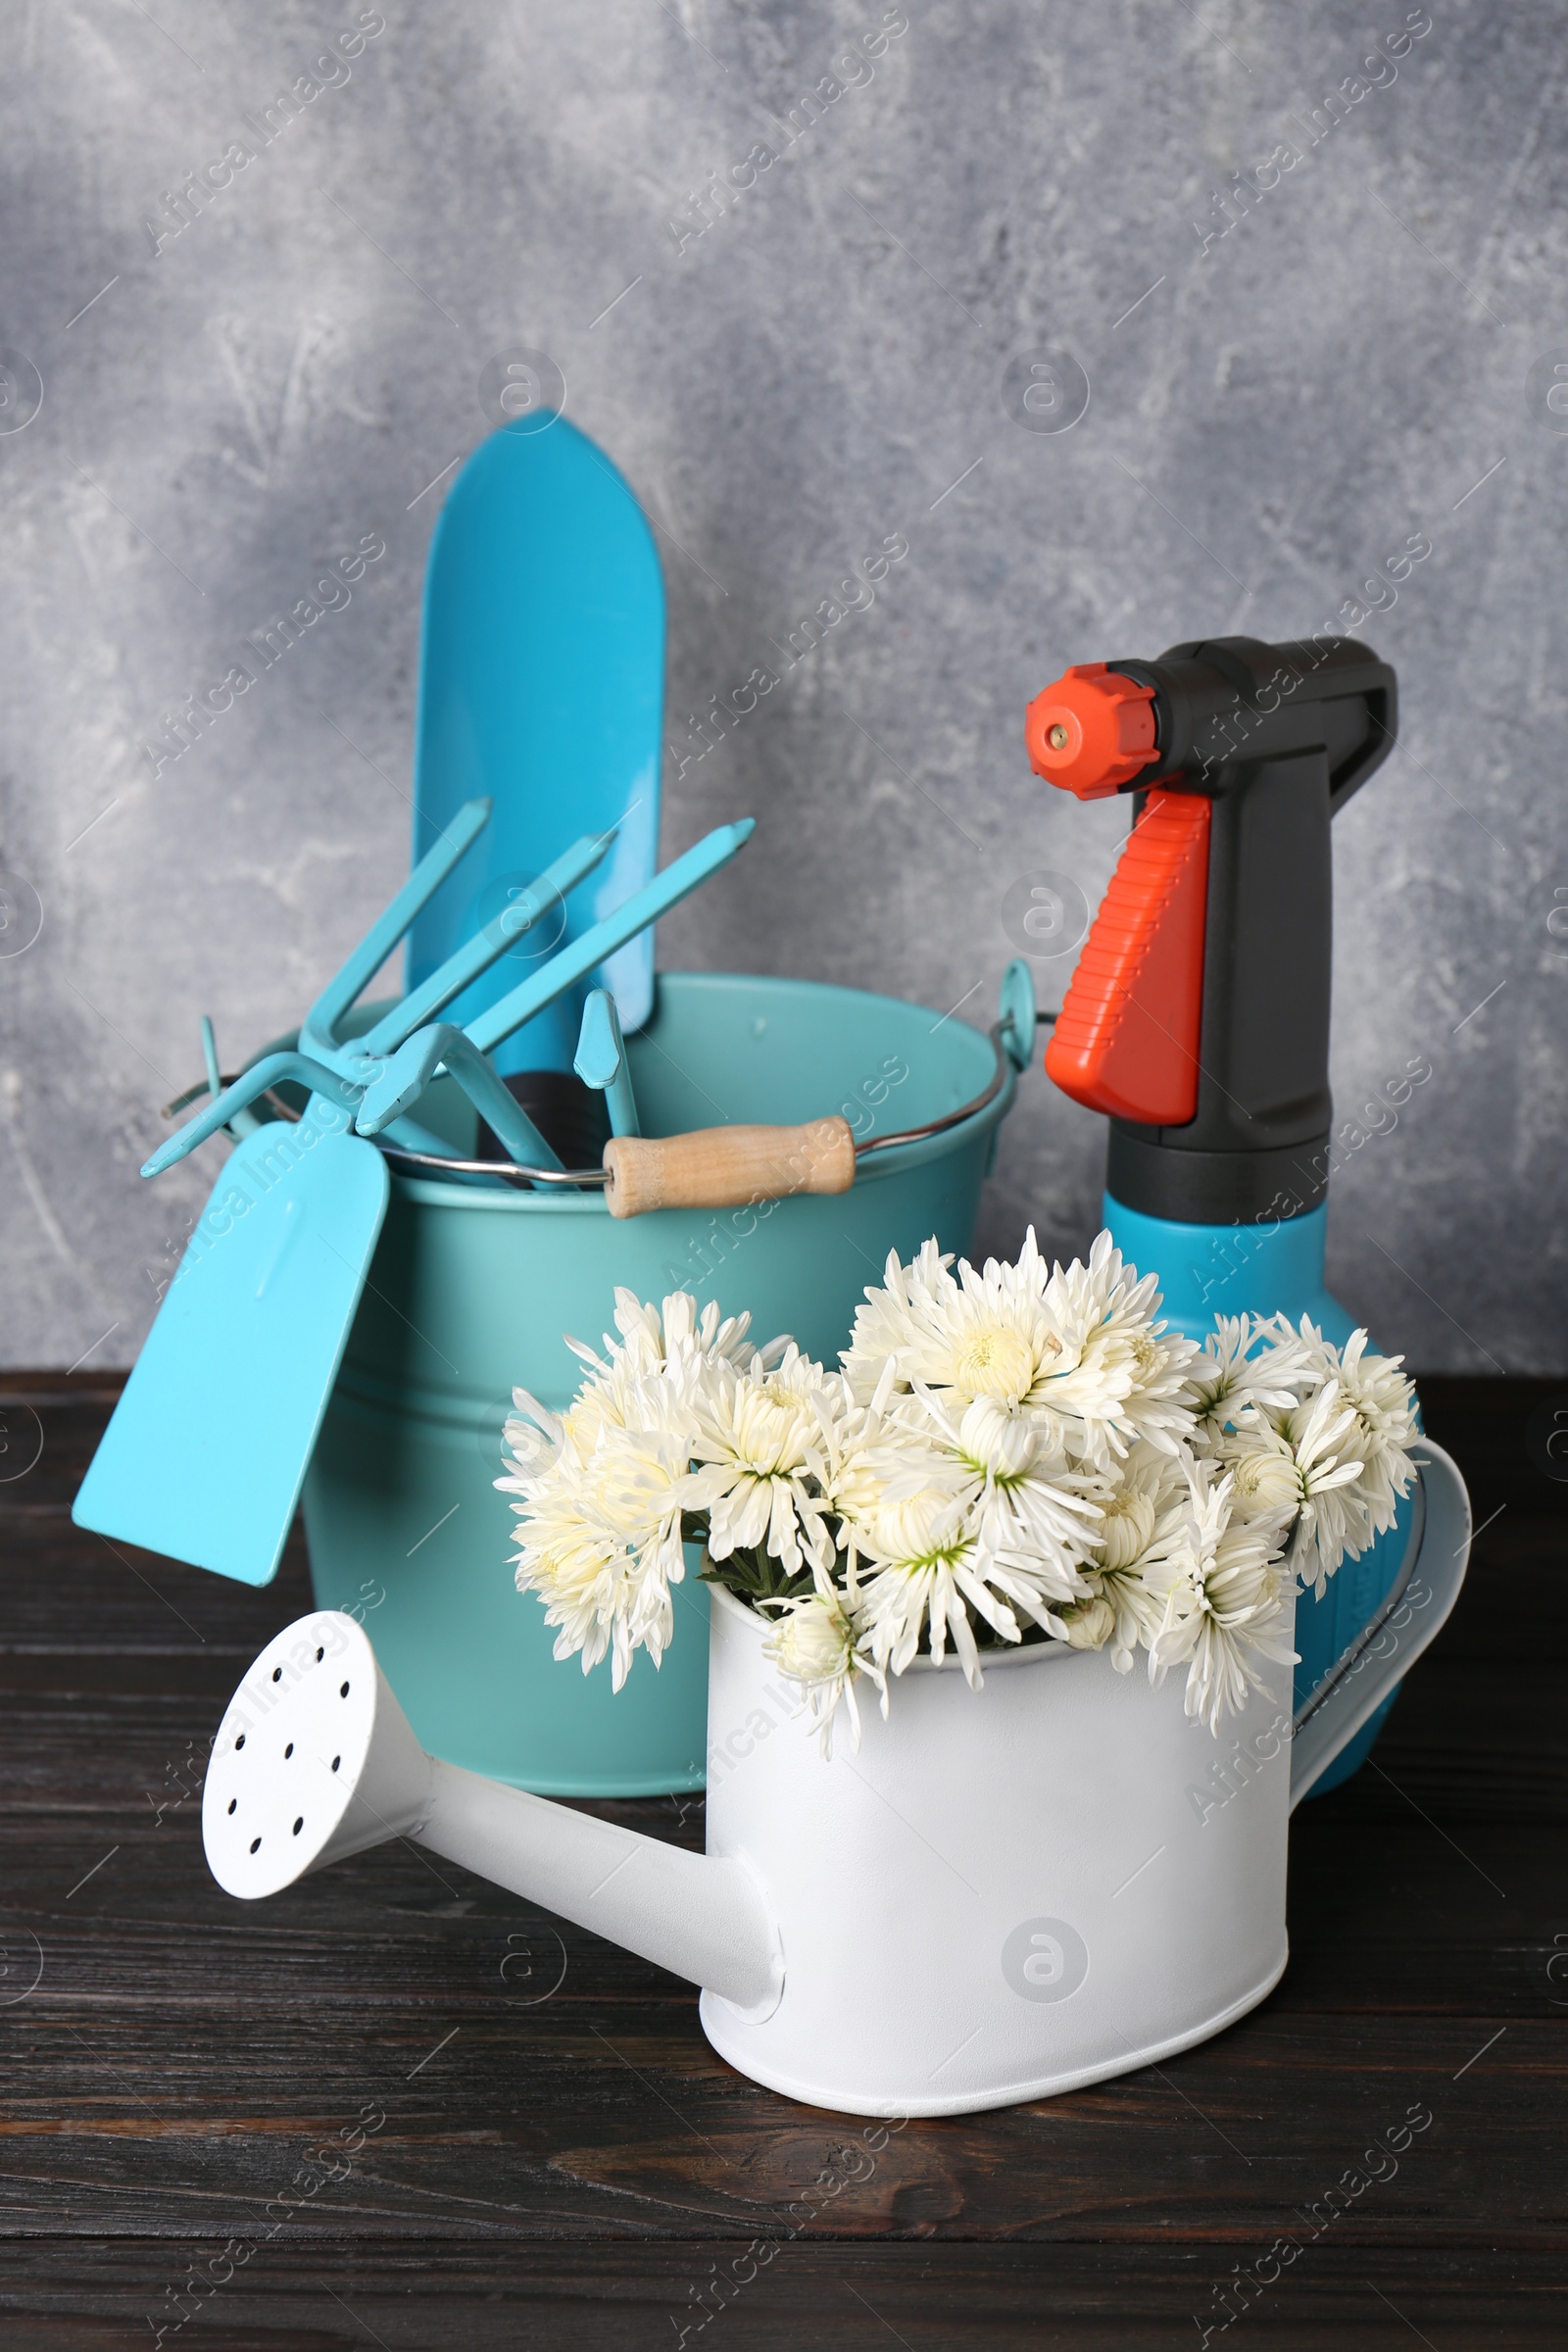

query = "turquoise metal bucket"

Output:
[[299, 972, 1016, 1795]]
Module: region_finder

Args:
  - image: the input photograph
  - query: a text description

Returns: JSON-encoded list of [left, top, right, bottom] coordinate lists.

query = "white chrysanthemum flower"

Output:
[[688, 1346, 841, 1578], [1185, 1313, 1311, 1449], [499, 1372, 699, 1690], [1095, 1475, 1157, 1570], [1254, 1319, 1419, 1583], [843, 1228, 1070, 1418], [1219, 1427, 1305, 1525], [1274, 1379, 1373, 1596], [1116, 1317, 1204, 1458], [1041, 1231, 1200, 1462], [1076, 1443, 1187, 1671], [1323, 1325, 1420, 1545], [906, 1386, 1100, 1607], [761, 1584, 884, 1758], [841, 1227, 1197, 1468], [839, 1238, 956, 1403], [499, 1292, 762, 1690], [813, 1360, 953, 1573], [1143, 1458, 1298, 1732], [567, 1286, 758, 1389], [854, 1492, 1021, 1690]]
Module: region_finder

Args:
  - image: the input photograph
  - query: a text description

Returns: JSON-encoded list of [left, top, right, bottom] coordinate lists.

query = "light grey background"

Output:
[[1, 0, 1562, 1372]]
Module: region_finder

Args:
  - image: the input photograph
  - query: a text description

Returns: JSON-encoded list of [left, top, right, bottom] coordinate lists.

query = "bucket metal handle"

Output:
[[368, 1019, 1019, 1196]]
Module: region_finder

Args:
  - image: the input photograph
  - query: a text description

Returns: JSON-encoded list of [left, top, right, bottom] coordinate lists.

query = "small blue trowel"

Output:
[[403, 416, 665, 1080]]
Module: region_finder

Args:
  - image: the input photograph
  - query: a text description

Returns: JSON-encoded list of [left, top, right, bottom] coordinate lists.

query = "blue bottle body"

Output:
[[1103, 1194, 1409, 1792]]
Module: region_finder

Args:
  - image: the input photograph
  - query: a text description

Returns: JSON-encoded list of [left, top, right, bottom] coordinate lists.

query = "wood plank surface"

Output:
[[0, 1373, 1562, 2347]]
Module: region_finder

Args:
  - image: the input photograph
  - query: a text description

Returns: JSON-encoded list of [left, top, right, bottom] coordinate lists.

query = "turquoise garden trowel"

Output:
[[71, 804, 599, 1587], [404, 416, 665, 1082]]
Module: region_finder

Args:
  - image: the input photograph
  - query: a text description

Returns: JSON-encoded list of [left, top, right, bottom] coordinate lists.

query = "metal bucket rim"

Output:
[[244, 970, 1018, 1214], [383, 1039, 1015, 1210]]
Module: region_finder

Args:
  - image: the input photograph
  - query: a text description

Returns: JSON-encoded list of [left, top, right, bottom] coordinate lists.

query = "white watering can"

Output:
[[203, 1444, 1471, 2118]]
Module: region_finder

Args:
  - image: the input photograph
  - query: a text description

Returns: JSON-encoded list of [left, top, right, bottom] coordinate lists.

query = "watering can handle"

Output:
[[1288, 1440, 1471, 1811], [603, 1118, 856, 1218]]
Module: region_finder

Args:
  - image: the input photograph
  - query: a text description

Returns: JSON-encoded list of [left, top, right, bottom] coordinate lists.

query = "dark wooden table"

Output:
[[0, 1374, 1562, 2348]]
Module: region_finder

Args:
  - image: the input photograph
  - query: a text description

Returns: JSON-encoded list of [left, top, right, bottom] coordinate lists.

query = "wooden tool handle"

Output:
[[603, 1117, 857, 1219]]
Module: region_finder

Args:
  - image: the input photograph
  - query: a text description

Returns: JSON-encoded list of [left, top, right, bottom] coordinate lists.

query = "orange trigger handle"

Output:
[[1043, 789, 1209, 1126]]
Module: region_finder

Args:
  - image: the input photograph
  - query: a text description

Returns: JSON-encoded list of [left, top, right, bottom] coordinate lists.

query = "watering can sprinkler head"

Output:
[[203, 1612, 784, 2020], [202, 1611, 433, 1900]]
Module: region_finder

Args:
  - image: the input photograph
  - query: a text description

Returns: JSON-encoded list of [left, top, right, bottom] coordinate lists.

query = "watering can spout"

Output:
[[201, 1612, 784, 2021]]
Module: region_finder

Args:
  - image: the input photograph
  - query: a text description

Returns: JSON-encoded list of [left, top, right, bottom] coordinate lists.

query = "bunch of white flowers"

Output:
[[497, 1234, 1420, 1749], [495, 1291, 759, 1691], [1189, 1313, 1421, 1597]]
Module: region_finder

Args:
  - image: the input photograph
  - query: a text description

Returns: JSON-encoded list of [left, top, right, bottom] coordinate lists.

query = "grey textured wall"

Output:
[[2, 0, 1563, 1373]]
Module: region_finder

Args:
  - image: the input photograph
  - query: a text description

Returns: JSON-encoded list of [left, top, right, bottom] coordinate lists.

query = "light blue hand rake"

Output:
[[74, 805, 612, 1583]]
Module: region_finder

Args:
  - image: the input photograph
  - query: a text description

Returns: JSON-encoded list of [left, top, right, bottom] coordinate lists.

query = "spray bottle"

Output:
[[1025, 633, 1410, 1789]]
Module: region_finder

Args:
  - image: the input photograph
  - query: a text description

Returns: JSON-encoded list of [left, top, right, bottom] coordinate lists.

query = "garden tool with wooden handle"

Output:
[[597, 959, 1037, 1217]]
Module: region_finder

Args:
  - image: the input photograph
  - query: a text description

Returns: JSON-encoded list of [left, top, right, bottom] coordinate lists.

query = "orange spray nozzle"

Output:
[[1024, 662, 1157, 800]]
